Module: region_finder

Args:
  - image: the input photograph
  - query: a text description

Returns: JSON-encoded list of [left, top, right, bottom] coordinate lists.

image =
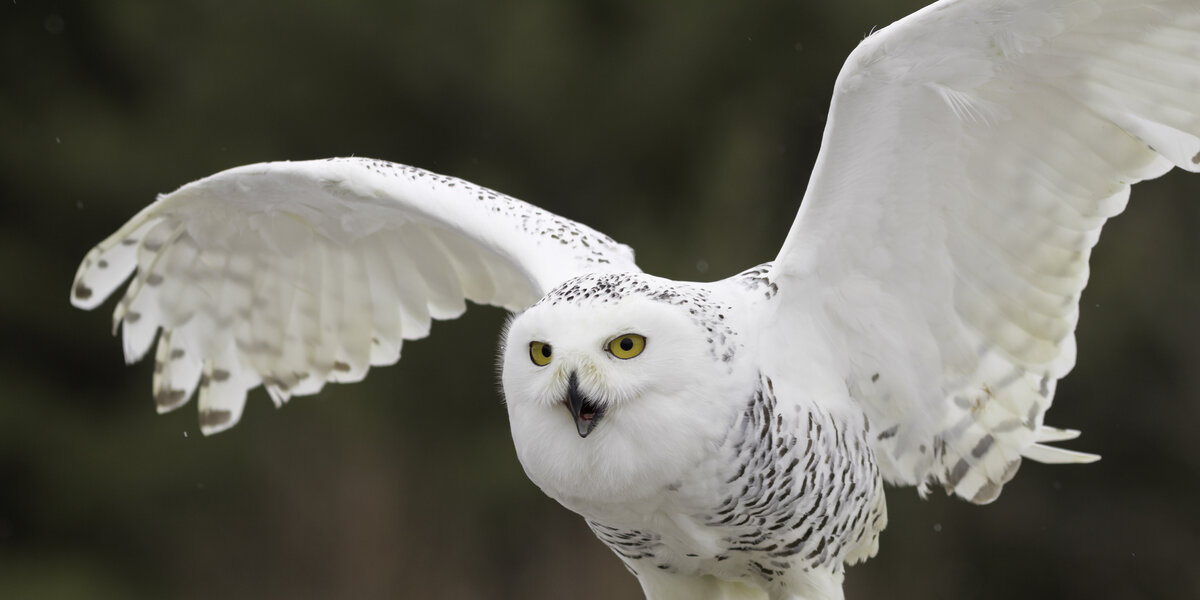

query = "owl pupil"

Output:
[[541, 344, 552, 358], [620, 337, 634, 351]]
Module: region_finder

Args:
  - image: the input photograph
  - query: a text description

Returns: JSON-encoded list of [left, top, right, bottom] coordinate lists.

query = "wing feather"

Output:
[[72, 158, 639, 432], [773, 0, 1196, 502], [383, 231, 434, 338], [398, 225, 468, 320], [361, 237, 405, 367], [152, 329, 203, 414]]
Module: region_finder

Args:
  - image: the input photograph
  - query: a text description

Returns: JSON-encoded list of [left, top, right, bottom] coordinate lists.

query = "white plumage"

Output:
[[70, 1, 1200, 598], [73, 159, 637, 433]]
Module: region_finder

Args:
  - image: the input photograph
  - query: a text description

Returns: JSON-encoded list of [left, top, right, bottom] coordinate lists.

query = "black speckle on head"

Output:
[[536, 272, 739, 364]]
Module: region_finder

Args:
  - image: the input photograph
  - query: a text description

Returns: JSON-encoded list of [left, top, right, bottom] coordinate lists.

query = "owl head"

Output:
[[500, 273, 751, 506]]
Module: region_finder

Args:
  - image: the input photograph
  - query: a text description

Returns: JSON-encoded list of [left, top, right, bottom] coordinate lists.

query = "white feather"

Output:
[[773, 0, 1199, 502], [71, 158, 639, 432]]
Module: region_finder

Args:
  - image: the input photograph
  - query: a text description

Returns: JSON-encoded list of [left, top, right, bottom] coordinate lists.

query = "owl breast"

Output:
[[581, 373, 888, 593]]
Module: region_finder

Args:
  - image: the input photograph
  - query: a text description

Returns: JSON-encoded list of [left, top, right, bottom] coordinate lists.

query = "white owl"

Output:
[[70, 0, 1200, 598]]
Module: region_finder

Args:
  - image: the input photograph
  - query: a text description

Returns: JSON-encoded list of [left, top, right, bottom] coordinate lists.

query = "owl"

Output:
[[71, 0, 1200, 598]]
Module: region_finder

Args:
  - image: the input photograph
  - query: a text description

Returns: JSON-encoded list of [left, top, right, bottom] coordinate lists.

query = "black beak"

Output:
[[565, 371, 605, 438]]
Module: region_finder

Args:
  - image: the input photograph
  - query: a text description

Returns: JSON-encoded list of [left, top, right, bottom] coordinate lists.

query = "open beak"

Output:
[[565, 371, 605, 438]]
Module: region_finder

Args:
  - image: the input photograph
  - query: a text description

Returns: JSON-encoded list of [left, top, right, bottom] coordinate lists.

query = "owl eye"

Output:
[[607, 334, 646, 359], [529, 341, 553, 366]]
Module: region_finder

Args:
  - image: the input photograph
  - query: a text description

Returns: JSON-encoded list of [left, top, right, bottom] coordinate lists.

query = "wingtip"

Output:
[[1022, 443, 1101, 464], [71, 211, 165, 311], [197, 407, 241, 436], [70, 249, 108, 310], [1035, 425, 1082, 443], [70, 281, 97, 309]]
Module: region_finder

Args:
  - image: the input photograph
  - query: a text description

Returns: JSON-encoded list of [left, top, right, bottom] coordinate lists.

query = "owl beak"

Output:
[[565, 371, 605, 438]]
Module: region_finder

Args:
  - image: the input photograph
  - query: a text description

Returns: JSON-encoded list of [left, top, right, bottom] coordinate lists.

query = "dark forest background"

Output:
[[3, 0, 1199, 598]]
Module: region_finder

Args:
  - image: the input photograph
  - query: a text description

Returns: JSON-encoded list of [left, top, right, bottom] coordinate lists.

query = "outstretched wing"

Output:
[[71, 158, 638, 434], [772, 0, 1200, 502]]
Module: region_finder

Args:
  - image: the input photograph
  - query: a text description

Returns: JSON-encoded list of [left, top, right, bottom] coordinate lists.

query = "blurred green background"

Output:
[[4, 0, 1199, 598]]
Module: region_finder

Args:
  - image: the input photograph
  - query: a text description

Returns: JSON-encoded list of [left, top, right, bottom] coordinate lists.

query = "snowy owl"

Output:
[[70, 0, 1200, 598]]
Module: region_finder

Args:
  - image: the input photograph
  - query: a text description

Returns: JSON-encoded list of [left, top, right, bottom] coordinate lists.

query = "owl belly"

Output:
[[582, 373, 889, 593]]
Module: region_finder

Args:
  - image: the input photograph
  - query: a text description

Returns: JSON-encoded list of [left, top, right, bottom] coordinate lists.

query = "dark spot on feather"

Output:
[[198, 409, 232, 429], [146, 273, 164, 286], [877, 425, 899, 441], [333, 361, 351, 372], [170, 349, 185, 360], [947, 458, 970, 488], [155, 388, 187, 408], [98, 259, 109, 269], [212, 369, 230, 382], [993, 418, 1023, 433], [804, 537, 827, 560], [74, 282, 93, 300], [971, 434, 994, 458], [971, 480, 1001, 504], [263, 376, 291, 393]]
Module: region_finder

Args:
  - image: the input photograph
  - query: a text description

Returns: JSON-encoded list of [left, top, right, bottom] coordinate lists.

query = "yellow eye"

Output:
[[608, 334, 646, 359], [529, 341, 553, 366]]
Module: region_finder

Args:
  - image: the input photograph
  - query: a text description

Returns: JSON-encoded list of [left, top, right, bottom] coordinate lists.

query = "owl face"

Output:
[[500, 274, 751, 505]]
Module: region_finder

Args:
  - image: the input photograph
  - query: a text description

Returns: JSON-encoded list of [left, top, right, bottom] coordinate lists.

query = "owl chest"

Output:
[[586, 379, 887, 585]]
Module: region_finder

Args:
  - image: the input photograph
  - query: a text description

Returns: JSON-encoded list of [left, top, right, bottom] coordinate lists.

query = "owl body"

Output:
[[502, 268, 886, 599]]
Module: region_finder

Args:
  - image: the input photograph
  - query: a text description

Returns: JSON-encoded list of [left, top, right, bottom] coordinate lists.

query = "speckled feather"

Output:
[[586, 373, 885, 598], [70, 158, 639, 433], [505, 267, 883, 598], [536, 271, 742, 365]]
